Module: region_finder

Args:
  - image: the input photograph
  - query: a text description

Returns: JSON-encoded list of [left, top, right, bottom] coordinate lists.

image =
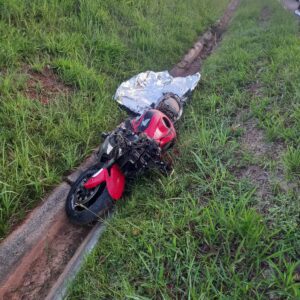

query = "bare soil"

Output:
[[247, 82, 263, 97], [24, 65, 71, 104], [236, 108, 298, 203], [233, 111, 273, 204], [241, 116, 284, 158], [232, 42, 289, 214]]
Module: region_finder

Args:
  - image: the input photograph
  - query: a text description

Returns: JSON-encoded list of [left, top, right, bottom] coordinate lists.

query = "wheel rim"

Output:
[[71, 174, 104, 211]]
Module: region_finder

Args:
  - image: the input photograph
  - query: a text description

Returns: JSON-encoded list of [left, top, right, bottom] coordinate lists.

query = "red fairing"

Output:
[[84, 164, 125, 200], [130, 109, 176, 149]]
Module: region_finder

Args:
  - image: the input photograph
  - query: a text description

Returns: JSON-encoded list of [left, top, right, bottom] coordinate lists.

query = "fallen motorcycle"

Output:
[[66, 93, 182, 225]]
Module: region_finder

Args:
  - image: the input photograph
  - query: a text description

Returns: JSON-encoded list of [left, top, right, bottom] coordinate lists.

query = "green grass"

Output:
[[283, 147, 300, 178], [66, 0, 300, 298], [0, 0, 230, 238]]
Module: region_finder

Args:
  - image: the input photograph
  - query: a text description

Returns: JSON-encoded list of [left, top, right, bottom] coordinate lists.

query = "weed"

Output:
[[283, 147, 300, 178]]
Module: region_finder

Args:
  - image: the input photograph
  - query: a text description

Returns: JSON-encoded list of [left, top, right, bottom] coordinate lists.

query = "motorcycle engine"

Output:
[[97, 118, 162, 175]]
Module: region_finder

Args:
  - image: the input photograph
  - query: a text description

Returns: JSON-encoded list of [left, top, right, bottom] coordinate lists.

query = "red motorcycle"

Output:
[[66, 93, 182, 225]]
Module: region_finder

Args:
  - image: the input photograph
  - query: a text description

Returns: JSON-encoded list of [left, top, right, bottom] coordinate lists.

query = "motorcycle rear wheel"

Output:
[[65, 165, 113, 225]]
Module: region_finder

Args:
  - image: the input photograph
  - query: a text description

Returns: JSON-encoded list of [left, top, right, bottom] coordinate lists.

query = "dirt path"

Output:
[[233, 110, 279, 212], [0, 1, 240, 299], [232, 4, 299, 215]]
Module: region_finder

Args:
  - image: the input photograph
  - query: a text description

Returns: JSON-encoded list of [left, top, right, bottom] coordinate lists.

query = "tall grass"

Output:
[[0, 0, 230, 237]]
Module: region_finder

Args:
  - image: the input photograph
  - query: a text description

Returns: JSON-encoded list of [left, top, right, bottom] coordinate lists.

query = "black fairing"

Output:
[[137, 110, 154, 132]]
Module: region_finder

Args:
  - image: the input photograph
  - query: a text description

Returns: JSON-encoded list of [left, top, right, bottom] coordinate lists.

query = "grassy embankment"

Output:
[[0, 0, 230, 238], [67, 0, 300, 298]]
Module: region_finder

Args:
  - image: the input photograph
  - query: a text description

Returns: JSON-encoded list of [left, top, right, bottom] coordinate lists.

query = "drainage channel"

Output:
[[0, 1, 239, 299], [0, 153, 98, 300]]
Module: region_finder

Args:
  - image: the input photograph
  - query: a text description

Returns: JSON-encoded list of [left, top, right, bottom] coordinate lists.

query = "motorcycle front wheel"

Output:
[[65, 165, 113, 225]]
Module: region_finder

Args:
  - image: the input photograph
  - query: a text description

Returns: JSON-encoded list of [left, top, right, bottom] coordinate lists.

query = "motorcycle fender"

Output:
[[84, 164, 125, 200]]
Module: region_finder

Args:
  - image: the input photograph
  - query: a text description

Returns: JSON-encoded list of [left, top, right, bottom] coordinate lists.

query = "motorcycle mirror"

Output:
[[101, 132, 109, 140]]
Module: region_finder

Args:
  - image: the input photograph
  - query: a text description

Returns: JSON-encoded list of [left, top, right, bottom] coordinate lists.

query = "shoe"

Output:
[[295, 10, 300, 16]]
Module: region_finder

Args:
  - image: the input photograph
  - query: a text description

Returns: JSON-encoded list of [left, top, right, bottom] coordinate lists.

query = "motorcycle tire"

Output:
[[65, 165, 114, 225]]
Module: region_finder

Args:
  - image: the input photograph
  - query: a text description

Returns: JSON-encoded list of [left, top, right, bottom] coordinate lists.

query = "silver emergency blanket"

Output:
[[114, 71, 201, 114]]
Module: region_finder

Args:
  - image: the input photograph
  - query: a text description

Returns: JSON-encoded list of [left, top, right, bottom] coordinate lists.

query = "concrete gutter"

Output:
[[0, 183, 70, 283], [170, 0, 240, 77], [45, 221, 109, 300], [0, 151, 99, 298]]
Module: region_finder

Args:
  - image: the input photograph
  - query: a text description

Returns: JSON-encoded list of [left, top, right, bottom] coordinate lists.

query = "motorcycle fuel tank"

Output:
[[131, 109, 176, 149]]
